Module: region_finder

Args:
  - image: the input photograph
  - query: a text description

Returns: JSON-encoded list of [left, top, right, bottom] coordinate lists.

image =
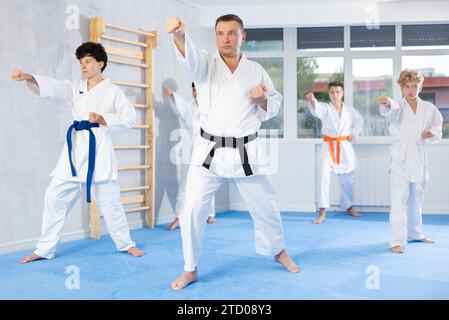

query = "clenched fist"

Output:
[[165, 17, 185, 36], [10, 69, 32, 81], [378, 96, 390, 108], [422, 130, 434, 139], [89, 112, 106, 126], [305, 91, 315, 102], [250, 84, 267, 106]]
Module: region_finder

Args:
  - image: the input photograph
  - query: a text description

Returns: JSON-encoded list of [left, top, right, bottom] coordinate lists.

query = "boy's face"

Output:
[[401, 81, 422, 100], [329, 85, 344, 104], [215, 21, 246, 58], [79, 56, 103, 79]]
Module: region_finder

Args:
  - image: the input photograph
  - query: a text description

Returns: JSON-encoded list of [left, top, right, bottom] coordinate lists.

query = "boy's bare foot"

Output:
[[171, 269, 198, 291], [165, 217, 180, 231], [313, 209, 326, 224], [418, 237, 435, 244], [127, 246, 144, 257], [391, 245, 404, 254], [207, 216, 217, 224], [347, 207, 362, 217], [274, 249, 300, 273], [20, 253, 43, 264]]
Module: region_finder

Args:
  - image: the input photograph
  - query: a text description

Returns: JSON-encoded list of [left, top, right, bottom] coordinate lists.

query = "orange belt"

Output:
[[323, 135, 349, 165]]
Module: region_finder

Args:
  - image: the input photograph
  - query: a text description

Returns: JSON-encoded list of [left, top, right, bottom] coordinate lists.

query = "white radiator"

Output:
[[330, 157, 390, 207]]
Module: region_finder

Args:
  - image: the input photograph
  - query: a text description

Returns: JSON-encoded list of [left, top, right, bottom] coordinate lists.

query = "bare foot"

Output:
[[127, 246, 144, 257], [313, 209, 326, 224], [391, 245, 405, 254], [20, 253, 43, 264], [418, 237, 435, 244], [165, 217, 180, 231], [171, 269, 198, 291], [207, 216, 217, 224], [274, 249, 300, 273], [347, 207, 362, 217]]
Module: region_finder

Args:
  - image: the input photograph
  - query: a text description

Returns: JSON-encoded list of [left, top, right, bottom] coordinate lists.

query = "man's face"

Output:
[[329, 86, 344, 105], [192, 87, 197, 101], [79, 56, 103, 79], [401, 81, 422, 100], [215, 21, 246, 58]]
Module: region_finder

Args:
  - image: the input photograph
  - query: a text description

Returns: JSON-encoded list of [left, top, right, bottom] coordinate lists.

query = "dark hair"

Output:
[[328, 81, 344, 90], [75, 42, 108, 72], [215, 14, 244, 31], [192, 82, 196, 88]]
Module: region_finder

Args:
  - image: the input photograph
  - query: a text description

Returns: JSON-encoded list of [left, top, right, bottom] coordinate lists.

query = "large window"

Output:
[[353, 58, 393, 136], [240, 23, 449, 139], [297, 57, 344, 138], [243, 28, 284, 137], [402, 55, 449, 138]]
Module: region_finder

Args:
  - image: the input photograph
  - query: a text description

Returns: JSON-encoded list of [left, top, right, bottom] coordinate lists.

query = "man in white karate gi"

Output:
[[166, 14, 299, 290], [306, 81, 363, 224], [378, 69, 442, 254], [11, 42, 144, 263], [162, 83, 216, 231]]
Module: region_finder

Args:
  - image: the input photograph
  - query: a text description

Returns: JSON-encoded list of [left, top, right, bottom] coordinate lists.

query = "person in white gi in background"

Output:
[[378, 69, 442, 254], [306, 81, 363, 224], [10, 42, 144, 263], [166, 14, 299, 290], [162, 83, 217, 231]]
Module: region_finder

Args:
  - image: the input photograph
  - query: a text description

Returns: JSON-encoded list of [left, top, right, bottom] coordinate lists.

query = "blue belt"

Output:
[[66, 120, 99, 203]]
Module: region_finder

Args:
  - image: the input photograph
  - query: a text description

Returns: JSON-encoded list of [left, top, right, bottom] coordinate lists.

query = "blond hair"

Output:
[[397, 68, 424, 87]]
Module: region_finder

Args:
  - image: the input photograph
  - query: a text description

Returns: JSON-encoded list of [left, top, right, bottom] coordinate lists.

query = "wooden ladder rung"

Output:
[[101, 34, 148, 48], [109, 58, 149, 68], [125, 206, 150, 213], [105, 22, 156, 37], [133, 124, 150, 129], [113, 80, 149, 89], [133, 103, 149, 109], [121, 185, 150, 192], [121, 194, 145, 205], [118, 165, 150, 171], [114, 145, 150, 150], [104, 45, 144, 60]]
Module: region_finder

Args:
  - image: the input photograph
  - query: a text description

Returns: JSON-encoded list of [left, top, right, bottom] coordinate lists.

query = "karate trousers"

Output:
[[390, 170, 426, 248], [318, 160, 355, 210], [175, 163, 215, 218], [34, 177, 135, 259], [180, 166, 285, 272]]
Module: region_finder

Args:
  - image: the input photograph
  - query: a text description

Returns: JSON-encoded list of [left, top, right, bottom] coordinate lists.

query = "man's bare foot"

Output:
[[207, 216, 217, 224], [165, 217, 180, 231], [127, 246, 144, 257], [20, 253, 43, 264], [313, 209, 326, 224], [347, 207, 362, 217], [418, 237, 435, 244], [274, 249, 300, 273], [171, 269, 198, 291], [391, 245, 405, 254]]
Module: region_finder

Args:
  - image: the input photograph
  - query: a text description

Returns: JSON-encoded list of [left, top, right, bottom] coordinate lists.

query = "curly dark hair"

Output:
[[328, 81, 344, 90], [75, 42, 108, 72]]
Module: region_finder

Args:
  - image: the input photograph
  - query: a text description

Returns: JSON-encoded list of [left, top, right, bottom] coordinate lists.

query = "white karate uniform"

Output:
[[174, 32, 284, 272], [309, 101, 363, 210], [380, 97, 442, 248], [168, 92, 215, 218], [26, 75, 137, 259]]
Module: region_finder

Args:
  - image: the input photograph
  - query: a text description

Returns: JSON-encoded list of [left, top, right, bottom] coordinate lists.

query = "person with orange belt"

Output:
[[306, 81, 363, 224]]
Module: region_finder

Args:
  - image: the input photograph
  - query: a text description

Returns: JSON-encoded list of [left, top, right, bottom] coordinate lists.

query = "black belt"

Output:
[[200, 128, 258, 176]]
